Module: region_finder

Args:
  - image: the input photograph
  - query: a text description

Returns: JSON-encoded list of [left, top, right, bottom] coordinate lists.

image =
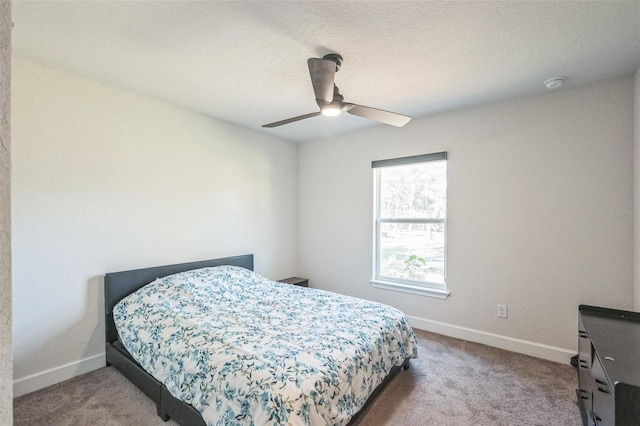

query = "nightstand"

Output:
[[278, 277, 309, 287]]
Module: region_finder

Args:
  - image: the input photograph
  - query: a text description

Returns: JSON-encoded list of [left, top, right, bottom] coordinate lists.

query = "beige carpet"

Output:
[[14, 329, 581, 425]]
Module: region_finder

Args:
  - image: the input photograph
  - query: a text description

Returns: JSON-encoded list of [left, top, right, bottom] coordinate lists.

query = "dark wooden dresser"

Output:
[[578, 305, 640, 426]]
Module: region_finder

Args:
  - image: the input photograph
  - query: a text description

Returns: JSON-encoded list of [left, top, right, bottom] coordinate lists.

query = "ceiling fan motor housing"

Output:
[[332, 85, 344, 102], [322, 53, 343, 72]]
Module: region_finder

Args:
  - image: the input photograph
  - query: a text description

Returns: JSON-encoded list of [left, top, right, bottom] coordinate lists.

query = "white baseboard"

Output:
[[13, 353, 105, 397], [408, 315, 576, 365], [13, 318, 574, 397]]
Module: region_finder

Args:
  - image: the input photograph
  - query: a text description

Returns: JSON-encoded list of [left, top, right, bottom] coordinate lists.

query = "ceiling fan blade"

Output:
[[307, 58, 336, 104], [346, 104, 411, 127], [262, 112, 322, 128]]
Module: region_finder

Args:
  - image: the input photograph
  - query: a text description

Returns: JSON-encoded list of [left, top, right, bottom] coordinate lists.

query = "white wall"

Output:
[[0, 1, 12, 423], [299, 77, 635, 363], [635, 66, 640, 311], [11, 58, 299, 396]]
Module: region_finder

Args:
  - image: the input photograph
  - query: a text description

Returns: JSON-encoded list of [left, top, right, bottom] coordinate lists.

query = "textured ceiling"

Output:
[[11, 1, 640, 143]]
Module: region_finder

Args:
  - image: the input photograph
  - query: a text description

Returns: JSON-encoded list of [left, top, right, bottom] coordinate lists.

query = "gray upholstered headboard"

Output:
[[104, 254, 254, 343]]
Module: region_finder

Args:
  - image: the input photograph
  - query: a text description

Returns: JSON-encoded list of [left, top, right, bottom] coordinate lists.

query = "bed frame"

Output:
[[104, 253, 408, 425]]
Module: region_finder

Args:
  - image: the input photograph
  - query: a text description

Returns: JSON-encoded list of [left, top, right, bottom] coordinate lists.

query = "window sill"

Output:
[[370, 280, 450, 299]]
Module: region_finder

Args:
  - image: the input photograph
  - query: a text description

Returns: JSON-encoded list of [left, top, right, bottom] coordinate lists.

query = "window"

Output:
[[371, 152, 449, 299]]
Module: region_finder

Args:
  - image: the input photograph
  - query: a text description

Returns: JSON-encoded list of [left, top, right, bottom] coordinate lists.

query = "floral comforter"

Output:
[[113, 265, 418, 426]]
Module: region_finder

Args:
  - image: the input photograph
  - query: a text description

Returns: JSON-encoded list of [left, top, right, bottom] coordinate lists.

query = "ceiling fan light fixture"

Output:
[[321, 106, 342, 117]]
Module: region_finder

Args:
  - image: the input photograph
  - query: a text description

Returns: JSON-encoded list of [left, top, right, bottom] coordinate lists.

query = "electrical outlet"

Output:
[[497, 304, 508, 319]]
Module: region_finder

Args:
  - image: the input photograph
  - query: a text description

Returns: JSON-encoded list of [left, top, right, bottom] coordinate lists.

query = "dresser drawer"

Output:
[[578, 316, 592, 368], [591, 357, 614, 426]]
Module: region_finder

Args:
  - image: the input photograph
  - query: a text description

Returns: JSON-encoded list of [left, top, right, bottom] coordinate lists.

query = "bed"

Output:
[[105, 254, 417, 425]]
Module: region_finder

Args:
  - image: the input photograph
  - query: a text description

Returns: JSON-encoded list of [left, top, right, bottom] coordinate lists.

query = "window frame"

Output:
[[371, 152, 450, 299]]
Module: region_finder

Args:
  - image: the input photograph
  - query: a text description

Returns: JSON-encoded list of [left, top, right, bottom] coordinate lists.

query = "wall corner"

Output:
[[0, 0, 12, 423], [635, 66, 640, 312]]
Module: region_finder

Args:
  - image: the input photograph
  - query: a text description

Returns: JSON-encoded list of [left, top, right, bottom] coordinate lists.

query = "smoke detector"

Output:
[[544, 77, 565, 89]]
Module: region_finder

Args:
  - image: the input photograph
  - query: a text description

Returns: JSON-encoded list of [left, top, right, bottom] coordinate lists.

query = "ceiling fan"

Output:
[[262, 53, 411, 128]]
